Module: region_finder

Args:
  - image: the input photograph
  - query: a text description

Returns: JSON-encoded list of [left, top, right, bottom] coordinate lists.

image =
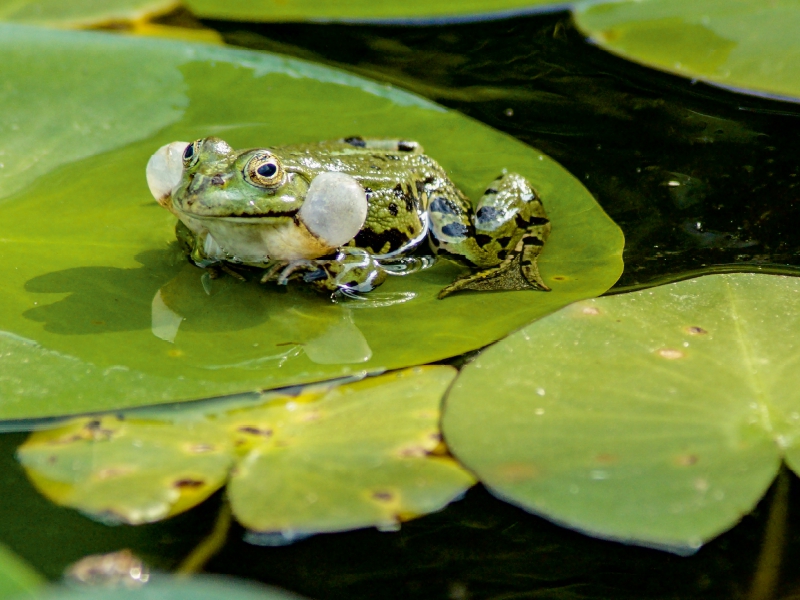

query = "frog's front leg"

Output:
[[263, 248, 388, 299], [430, 172, 551, 298]]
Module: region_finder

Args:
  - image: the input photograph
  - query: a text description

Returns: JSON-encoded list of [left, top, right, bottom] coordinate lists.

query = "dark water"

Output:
[[8, 9, 800, 600], [209, 11, 800, 292]]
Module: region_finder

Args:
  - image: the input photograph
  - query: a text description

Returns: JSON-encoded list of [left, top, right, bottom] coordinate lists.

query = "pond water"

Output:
[[6, 7, 800, 600]]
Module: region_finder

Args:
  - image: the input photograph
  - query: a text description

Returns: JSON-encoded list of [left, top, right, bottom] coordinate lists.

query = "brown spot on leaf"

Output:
[[96, 467, 134, 480], [188, 443, 215, 453], [676, 454, 699, 466], [686, 326, 708, 335], [174, 479, 205, 489], [372, 491, 395, 502], [552, 276, 566, 281], [237, 426, 273, 437], [495, 462, 541, 483], [595, 453, 618, 465], [657, 348, 684, 360], [397, 445, 427, 458]]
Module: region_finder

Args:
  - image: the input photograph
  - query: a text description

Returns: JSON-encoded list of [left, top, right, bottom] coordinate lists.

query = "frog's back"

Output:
[[273, 138, 466, 256]]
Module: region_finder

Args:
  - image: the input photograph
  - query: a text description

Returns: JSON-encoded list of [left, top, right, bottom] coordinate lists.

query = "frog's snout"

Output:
[[186, 172, 232, 196]]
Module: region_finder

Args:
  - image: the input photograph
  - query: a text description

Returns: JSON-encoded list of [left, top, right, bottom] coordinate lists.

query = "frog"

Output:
[[146, 136, 551, 299]]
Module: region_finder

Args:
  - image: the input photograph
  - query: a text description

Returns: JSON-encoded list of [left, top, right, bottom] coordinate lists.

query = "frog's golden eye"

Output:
[[182, 140, 201, 169], [244, 152, 284, 188]]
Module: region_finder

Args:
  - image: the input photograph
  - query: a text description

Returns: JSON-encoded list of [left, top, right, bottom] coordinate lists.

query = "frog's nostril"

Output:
[[210, 174, 225, 186]]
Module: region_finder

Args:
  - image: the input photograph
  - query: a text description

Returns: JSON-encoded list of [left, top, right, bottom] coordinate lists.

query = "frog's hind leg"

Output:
[[434, 172, 551, 299]]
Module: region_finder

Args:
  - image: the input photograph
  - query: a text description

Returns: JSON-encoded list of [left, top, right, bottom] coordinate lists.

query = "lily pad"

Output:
[[36, 576, 306, 600], [0, 25, 623, 420], [184, 0, 569, 24], [0, 0, 176, 28], [443, 273, 800, 552], [18, 367, 475, 536], [574, 0, 800, 102], [0, 544, 42, 599]]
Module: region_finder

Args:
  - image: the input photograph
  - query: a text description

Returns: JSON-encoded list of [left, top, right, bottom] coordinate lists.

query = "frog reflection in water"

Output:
[[146, 136, 551, 299]]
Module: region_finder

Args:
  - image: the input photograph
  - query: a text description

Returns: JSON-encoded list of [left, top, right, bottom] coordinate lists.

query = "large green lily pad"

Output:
[[0, 544, 42, 599], [443, 273, 800, 552], [574, 0, 800, 102], [0, 0, 176, 28], [184, 0, 568, 23], [19, 367, 474, 535], [0, 25, 623, 420]]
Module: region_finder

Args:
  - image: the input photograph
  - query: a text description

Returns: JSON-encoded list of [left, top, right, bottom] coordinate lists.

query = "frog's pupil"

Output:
[[184, 144, 194, 160], [257, 163, 277, 178]]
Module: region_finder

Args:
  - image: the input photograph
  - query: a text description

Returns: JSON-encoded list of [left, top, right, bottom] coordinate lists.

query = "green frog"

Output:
[[146, 136, 551, 299]]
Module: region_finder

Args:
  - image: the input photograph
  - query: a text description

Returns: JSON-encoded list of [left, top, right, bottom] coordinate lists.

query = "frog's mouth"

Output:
[[175, 208, 298, 223]]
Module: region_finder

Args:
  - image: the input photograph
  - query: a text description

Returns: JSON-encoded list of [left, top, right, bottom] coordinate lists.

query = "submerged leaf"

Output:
[[0, 0, 176, 28], [574, 0, 800, 102], [36, 575, 305, 600], [0, 544, 42, 599], [443, 273, 800, 552], [19, 367, 474, 535], [0, 25, 623, 420]]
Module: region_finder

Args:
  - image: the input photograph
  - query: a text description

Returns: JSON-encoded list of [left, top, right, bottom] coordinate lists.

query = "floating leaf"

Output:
[[443, 273, 800, 552], [574, 0, 800, 102], [19, 367, 474, 536], [184, 0, 569, 23], [35, 576, 305, 600], [0, 25, 623, 419], [0, 544, 42, 599], [0, 0, 176, 28]]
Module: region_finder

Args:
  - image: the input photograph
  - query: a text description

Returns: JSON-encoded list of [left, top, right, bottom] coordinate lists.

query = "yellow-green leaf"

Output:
[[19, 367, 475, 535], [574, 0, 800, 102], [184, 0, 568, 23], [0, 25, 623, 419], [444, 274, 800, 552]]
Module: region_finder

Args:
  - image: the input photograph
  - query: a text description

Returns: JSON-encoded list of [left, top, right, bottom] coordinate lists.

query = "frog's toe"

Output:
[[437, 239, 550, 299]]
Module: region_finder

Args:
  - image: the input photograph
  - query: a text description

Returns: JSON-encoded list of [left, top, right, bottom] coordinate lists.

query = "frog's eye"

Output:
[[244, 153, 284, 188], [182, 140, 201, 169]]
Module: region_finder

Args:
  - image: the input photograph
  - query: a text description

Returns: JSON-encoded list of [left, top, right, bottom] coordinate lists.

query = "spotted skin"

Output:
[[164, 136, 550, 298]]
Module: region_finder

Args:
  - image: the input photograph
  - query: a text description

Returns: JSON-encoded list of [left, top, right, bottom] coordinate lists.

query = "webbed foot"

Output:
[[437, 232, 550, 298]]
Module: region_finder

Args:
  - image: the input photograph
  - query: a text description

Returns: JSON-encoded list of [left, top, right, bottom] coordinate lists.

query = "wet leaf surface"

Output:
[[0, 24, 622, 420], [183, 0, 568, 23], [574, 0, 800, 102], [19, 367, 474, 535], [443, 273, 800, 552], [0, 544, 42, 599]]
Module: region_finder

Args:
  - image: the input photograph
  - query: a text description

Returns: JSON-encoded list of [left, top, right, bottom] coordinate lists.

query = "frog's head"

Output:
[[146, 137, 368, 250], [151, 136, 309, 220]]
